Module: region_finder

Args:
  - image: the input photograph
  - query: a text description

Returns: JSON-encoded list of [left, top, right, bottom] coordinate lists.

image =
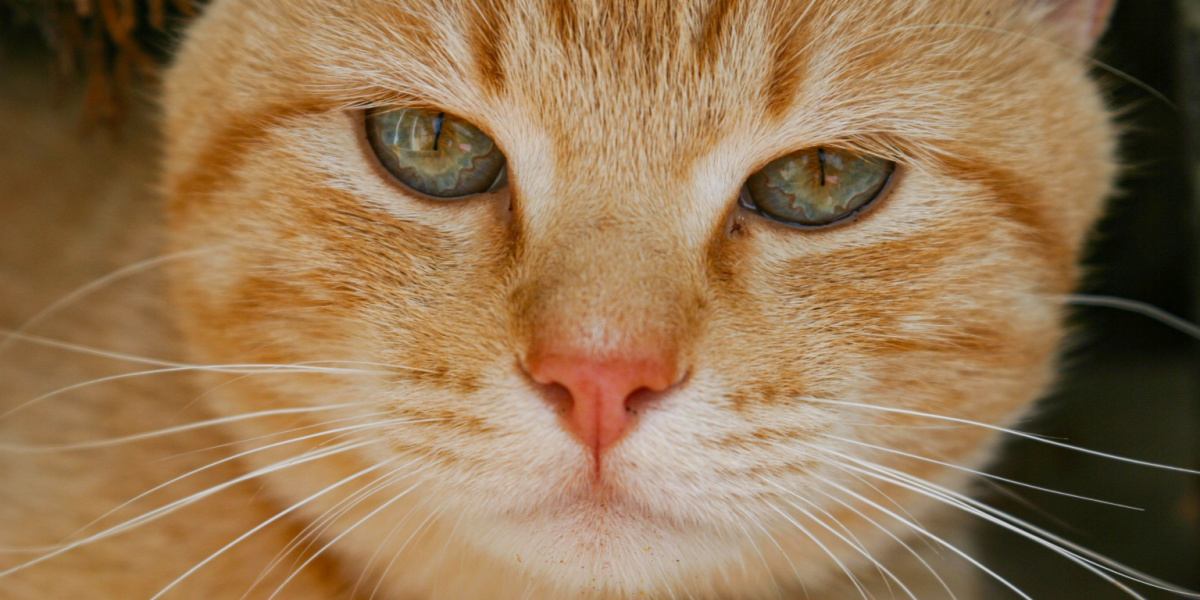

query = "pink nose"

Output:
[[527, 351, 678, 453]]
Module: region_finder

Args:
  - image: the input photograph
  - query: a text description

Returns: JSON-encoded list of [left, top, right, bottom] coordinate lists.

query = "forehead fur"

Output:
[[173, 0, 1088, 161], [169, 0, 1112, 252]]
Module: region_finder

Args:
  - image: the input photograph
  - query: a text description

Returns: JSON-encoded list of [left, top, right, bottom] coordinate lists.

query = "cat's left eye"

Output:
[[741, 147, 894, 228], [365, 108, 507, 199]]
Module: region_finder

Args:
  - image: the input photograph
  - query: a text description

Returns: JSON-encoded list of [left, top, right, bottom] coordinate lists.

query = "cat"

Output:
[[5, 0, 1187, 598]]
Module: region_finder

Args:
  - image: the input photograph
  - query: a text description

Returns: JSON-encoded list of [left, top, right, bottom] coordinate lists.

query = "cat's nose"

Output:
[[525, 351, 679, 454]]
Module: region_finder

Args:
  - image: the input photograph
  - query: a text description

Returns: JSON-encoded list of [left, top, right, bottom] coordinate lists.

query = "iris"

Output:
[[743, 147, 893, 228], [366, 108, 507, 198]]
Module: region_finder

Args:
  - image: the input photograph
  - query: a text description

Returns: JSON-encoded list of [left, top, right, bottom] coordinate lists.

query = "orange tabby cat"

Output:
[[1, 0, 1149, 598]]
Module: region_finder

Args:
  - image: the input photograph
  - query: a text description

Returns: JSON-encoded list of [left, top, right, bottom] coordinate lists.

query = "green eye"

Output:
[[741, 148, 894, 227], [365, 108, 507, 198]]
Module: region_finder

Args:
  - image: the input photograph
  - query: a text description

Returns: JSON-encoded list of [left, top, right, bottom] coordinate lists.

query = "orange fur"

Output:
[[2, 0, 1118, 598]]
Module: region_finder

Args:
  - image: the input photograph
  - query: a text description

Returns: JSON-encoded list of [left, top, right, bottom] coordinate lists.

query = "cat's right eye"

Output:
[[365, 108, 507, 199]]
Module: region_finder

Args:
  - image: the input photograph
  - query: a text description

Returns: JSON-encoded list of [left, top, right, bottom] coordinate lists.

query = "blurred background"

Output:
[[978, 1, 1200, 597], [1, 1, 1197, 597]]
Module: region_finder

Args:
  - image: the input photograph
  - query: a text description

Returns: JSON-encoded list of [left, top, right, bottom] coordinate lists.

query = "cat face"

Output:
[[163, 0, 1115, 596]]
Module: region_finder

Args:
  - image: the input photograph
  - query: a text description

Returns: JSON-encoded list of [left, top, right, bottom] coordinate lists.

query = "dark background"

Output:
[[2, 1, 1198, 598], [979, 1, 1200, 597]]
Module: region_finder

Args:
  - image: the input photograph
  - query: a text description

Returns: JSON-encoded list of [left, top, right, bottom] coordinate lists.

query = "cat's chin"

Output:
[[475, 504, 729, 597], [450, 473, 741, 597]]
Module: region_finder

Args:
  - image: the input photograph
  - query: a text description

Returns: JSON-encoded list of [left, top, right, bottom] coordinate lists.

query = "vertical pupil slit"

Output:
[[432, 112, 446, 151], [817, 147, 827, 187]]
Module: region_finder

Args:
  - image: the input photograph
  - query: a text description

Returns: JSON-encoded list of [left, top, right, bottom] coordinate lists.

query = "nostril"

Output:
[[626, 369, 689, 415], [624, 386, 659, 416], [517, 359, 573, 414], [538, 380, 574, 416]]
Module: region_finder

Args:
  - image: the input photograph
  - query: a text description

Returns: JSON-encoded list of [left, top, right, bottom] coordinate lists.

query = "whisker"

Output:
[[836, 457, 1146, 598], [844, 22, 1175, 110], [58, 416, 420, 544], [266, 476, 426, 600], [0, 330, 192, 369], [0, 425, 375, 555], [761, 479, 916, 600], [158, 412, 388, 461], [801, 397, 1200, 476], [815, 444, 1200, 598], [0, 363, 385, 421], [773, 484, 896, 595], [349, 494, 428, 599], [799, 475, 958, 600], [835, 466, 940, 558], [149, 456, 403, 599], [971, 478, 1082, 533], [1, 330, 436, 375], [820, 434, 1143, 511], [730, 511, 791, 600], [0, 403, 372, 453], [762, 499, 872, 600], [797, 461, 1032, 600], [1062, 293, 1200, 341], [874, 463, 1200, 599], [255, 457, 414, 589], [367, 502, 443, 600], [0, 439, 373, 577], [0, 247, 221, 356]]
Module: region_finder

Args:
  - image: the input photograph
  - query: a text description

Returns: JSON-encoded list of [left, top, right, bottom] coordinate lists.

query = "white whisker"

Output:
[[837, 458, 1145, 598], [802, 397, 1200, 476], [1063, 293, 1200, 340], [349, 495, 426, 598], [266, 477, 426, 600], [844, 22, 1175, 110], [0, 404, 371, 453], [367, 503, 443, 600], [798, 456, 1032, 600], [158, 412, 387, 461], [0, 247, 221, 356], [836, 465, 940, 558], [0, 439, 373, 578], [762, 499, 872, 600], [760, 478, 917, 600], [821, 434, 1143, 511], [1, 329, 435, 375], [0, 363, 386, 421], [872, 461, 1200, 599], [150, 457, 403, 599], [59, 416, 415, 544], [255, 458, 415, 590], [814, 444, 1200, 598], [730, 511, 791, 600], [801, 474, 957, 600]]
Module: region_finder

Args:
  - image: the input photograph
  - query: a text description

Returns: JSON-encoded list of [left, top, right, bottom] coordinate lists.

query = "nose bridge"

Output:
[[512, 192, 702, 360]]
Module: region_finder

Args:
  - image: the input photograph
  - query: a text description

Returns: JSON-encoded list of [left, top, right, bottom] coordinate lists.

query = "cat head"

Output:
[[163, 0, 1116, 596]]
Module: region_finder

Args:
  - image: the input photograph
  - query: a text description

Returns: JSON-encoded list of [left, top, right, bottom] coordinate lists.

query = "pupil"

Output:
[[817, 148, 827, 187], [432, 112, 446, 151]]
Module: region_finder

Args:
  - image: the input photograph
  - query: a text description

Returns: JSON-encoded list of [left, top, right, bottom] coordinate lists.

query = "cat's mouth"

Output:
[[497, 460, 706, 542]]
